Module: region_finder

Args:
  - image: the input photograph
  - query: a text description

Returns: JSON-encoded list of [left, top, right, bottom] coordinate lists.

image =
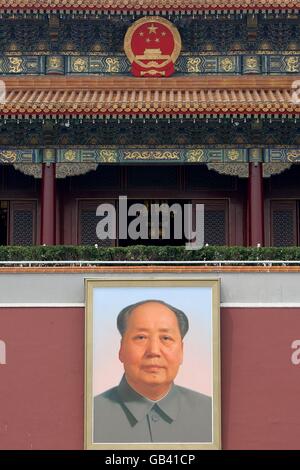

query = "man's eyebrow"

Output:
[[133, 328, 175, 332]]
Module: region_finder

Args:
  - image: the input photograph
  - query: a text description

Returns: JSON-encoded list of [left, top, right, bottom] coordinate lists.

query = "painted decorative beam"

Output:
[[1, 147, 300, 164], [1, 54, 300, 76]]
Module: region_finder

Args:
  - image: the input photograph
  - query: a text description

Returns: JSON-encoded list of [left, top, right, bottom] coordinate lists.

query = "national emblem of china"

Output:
[[124, 17, 182, 78]]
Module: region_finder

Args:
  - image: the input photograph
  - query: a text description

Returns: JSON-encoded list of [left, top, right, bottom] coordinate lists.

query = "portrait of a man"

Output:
[[93, 299, 212, 443], [85, 278, 221, 450]]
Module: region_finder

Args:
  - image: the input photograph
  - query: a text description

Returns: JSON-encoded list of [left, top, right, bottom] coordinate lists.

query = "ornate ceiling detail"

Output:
[[13, 162, 99, 178], [207, 163, 249, 178], [56, 163, 99, 178], [13, 163, 42, 178], [263, 163, 292, 178]]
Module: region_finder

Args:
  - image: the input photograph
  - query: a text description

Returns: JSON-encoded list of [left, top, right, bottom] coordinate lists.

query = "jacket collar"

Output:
[[117, 375, 180, 424]]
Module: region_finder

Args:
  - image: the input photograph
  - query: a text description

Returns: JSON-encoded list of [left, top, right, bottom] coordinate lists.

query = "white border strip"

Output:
[[0, 302, 300, 308], [0, 303, 85, 308], [221, 303, 300, 308]]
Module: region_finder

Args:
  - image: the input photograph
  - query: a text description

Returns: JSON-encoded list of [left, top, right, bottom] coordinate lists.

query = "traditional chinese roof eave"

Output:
[[0, 1, 299, 14], [1, 76, 300, 118], [3, 76, 299, 91]]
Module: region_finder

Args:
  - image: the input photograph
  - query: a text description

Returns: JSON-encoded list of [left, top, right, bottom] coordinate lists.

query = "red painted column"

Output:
[[41, 163, 56, 245], [248, 162, 264, 246]]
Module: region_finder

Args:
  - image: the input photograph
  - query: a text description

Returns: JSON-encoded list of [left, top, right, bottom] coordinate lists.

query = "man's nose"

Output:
[[145, 337, 161, 356]]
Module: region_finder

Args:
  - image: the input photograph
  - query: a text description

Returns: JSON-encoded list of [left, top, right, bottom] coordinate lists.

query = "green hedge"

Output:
[[1, 245, 300, 261]]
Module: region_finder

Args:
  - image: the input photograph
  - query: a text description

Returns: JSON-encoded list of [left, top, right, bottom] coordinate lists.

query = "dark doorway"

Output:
[[0, 201, 8, 245], [118, 199, 190, 247]]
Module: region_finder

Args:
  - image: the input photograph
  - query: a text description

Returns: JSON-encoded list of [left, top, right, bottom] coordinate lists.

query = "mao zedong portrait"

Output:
[[94, 300, 212, 443]]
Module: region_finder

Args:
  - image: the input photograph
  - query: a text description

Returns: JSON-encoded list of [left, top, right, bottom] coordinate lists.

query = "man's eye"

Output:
[[134, 335, 146, 340], [162, 336, 173, 341]]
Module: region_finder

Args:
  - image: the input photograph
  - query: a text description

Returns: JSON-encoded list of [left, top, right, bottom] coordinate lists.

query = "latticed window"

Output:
[[10, 202, 36, 245], [192, 200, 228, 246], [80, 210, 99, 245], [79, 201, 115, 246], [0, 201, 8, 245], [271, 201, 297, 247], [13, 210, 33, 245], [205, 209, 227, 246]]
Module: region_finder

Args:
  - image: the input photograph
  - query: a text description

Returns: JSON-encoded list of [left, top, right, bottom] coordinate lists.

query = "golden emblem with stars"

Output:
[[124, 17, 181, 77]]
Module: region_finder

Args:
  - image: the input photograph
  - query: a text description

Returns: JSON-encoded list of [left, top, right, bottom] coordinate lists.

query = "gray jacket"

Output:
[[94, 375, 212, 443]]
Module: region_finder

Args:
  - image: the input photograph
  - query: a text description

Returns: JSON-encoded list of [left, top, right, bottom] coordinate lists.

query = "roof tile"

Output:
[[1, 76, 299, 116], [0, 0, 298, 11]]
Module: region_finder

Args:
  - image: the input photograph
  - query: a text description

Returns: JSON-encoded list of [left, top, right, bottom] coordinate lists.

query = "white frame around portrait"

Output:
[[84, 275, 221, 450]]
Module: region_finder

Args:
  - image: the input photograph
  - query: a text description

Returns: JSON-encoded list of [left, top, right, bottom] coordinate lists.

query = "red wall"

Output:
[[221, 307, 300, 450], [0, 308, 84, 450], [0, 307, 299, 449]]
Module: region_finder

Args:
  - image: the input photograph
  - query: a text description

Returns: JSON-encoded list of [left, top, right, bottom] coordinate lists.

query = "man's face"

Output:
[[119, 302, 183, 398]]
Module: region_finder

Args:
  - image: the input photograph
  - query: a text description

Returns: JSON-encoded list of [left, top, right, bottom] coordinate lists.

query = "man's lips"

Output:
[[142, 365, 165, 371]]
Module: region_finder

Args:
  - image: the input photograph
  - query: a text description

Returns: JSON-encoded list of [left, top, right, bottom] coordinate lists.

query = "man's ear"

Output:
[[180, 341, 184, 365], [119, 339, 124, 363]]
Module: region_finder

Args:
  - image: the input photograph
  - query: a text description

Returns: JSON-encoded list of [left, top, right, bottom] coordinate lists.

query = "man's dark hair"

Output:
[[117, 299, 189, 339]]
